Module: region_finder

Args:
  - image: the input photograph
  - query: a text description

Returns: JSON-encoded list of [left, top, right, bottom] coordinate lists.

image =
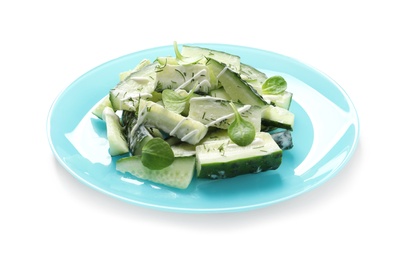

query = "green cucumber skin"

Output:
[[196, 151, 282, 179], [261, 118, 294, 131]]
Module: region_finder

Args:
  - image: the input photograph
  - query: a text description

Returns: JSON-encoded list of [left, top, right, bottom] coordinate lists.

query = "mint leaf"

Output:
[[141, 138, 174, 170], [227, 103, 256, 146], [262, 75, 287, 95]]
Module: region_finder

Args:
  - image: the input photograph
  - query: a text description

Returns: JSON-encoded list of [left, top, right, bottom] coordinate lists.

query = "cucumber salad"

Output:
[[92, 42, 295, 189]]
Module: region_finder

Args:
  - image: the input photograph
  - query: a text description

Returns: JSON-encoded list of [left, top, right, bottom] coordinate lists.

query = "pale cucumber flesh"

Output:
[[116, 156, 195, 189], [102, 107, 129, 156]]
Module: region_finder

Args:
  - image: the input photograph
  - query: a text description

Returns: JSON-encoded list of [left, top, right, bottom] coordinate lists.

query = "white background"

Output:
[[1, 0, 403, 259]]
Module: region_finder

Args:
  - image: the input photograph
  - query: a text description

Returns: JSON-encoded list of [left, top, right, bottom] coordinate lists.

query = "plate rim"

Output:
[[47, 43, 360, 213]]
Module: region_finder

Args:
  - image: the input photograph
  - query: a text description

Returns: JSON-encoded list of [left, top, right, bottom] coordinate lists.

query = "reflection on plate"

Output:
[[47, 43, 359, 213]]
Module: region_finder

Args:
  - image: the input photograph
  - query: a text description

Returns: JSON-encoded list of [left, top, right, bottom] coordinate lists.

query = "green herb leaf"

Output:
[[162, 83, 197, 114], [227, 103, 256, 146], [141, 138, 174, 170], [162, 89, 188, 114], [262, 76, 287, 95]]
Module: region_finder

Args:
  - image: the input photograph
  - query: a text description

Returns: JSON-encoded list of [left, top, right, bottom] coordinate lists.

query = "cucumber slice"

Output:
[[181, 45, 241, 73], [109, 62, 158, 111], [155, 63, 214, 94], [188, 96, 262, 132], [200, 128, 294, 151], [171, 142, 196, 157], [262, 91, 293, 110], [240, 63, 268, 95], [121, 110, 154, 155], [119, 58, 151, 81], [139, 99, 208, 145], [102, 107, 129, 156], [156, 56, 179, 66], [195, 132, 282, 179], [116, 156, 195, 189], [209, 88, 231, 100], [199, 128, 230, 143], [92, 95, 113, 119], [261, 105, 295, 130], [206, 58, 267, 107]]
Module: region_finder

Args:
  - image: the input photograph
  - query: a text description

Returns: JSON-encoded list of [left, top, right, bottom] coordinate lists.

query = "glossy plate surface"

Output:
[[47, 43, 359, 213]]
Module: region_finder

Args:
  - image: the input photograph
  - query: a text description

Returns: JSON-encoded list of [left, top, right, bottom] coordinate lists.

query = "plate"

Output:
[[47, 43, 359, 213]]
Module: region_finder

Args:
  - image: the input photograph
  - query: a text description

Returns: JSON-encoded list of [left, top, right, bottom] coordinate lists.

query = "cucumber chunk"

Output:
[[139, 99, 208, 145], [209, 88, 231, 100], [171, 142, 196, 157], [240, 63, 268, 95], [109, 62, 158, 111], [156, 56, 179, 66], [119, 58, 151, 81], [198, 128, 231, 144], [206, 58, 267, 107], [116, 156, 195, 189], [188, 96, 262, 132], [181, 45, 241, 73], [155, 63, 214, 93], [122, 110, 154, 155], [92, 95, 113, 119], [262, 91, 293, 110], [261, 105, 295, 130], [195, 132, 282, 179], [102, 107, 129, 156]]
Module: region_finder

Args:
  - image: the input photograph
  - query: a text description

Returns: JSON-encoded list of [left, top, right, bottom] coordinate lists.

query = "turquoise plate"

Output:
[[47, 43, 359, 213]]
